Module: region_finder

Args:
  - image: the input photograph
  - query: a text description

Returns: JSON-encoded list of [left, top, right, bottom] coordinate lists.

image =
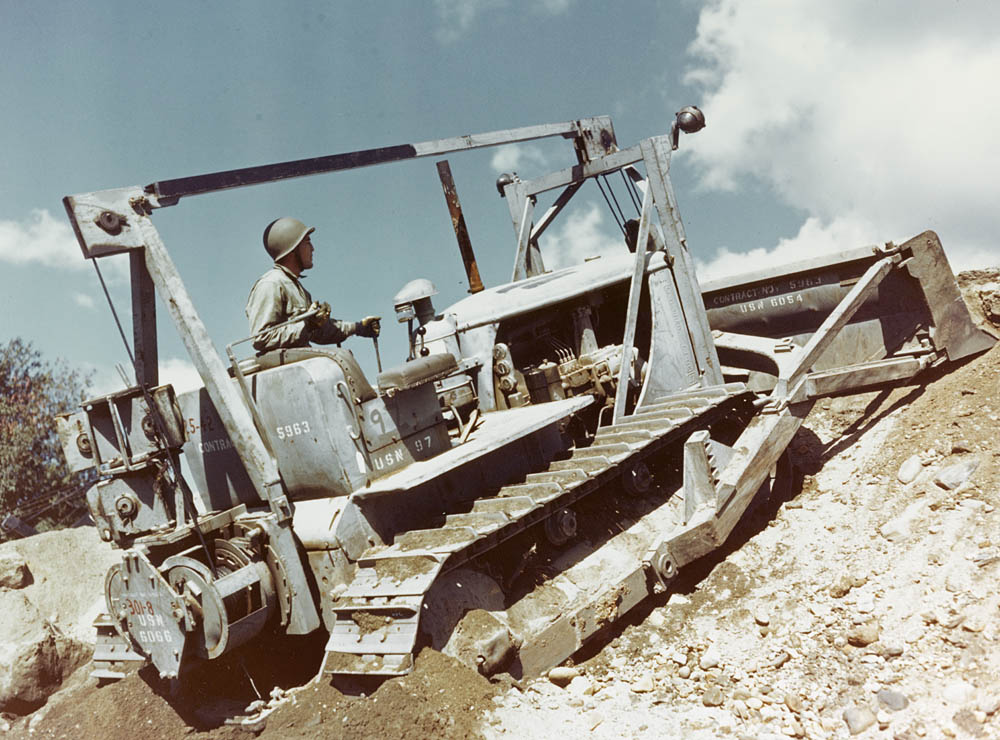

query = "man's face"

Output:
[[297, 236, 315, 270]]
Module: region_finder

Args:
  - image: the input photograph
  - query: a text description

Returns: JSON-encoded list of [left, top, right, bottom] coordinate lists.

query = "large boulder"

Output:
[[0, 527, 124, 713], [0, 591, 89, 713], [0, 549, 31, 589]]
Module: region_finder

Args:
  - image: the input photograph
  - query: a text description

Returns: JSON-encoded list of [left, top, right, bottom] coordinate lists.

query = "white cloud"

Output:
[[684, 0, 1000, 271], [159, 357, 204, 394], [0, 208, 129, 279], [72, 293, 95, 309], [433, 0, 573, 41], [539, 202, 626, 270], [536, 0, 574, 13], [84, 356, 204, 397], [696, 214, 876, 282], [490, 144, 551, 174], [433, 0, 507, 42], [0, 209, 84, 268]]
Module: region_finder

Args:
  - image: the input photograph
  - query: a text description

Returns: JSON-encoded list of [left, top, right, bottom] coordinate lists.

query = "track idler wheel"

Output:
[[621, 460, 652, 496], [544, 508, 577, 546]]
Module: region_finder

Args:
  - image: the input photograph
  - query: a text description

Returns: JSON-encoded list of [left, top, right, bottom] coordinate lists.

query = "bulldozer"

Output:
[[56, 110, 994, 683]]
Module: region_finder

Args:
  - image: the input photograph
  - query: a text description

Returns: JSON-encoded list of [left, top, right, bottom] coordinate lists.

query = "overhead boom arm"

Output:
[[147, 117, 617, 203]]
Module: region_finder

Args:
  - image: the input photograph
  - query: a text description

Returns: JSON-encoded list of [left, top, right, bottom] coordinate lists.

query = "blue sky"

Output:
[[2, 0, 998, 393]]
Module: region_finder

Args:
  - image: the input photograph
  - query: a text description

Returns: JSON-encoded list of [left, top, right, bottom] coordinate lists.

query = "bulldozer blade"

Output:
[[701, 231, 995, 399]]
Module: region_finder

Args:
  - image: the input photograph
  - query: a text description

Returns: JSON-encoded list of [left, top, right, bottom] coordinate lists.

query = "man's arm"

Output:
[[246, 278, 310, 352], [310, 315, 359, 345]]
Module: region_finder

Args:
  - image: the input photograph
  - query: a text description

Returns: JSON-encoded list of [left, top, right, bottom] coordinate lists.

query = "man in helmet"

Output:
[[246, 217, 380, 353]]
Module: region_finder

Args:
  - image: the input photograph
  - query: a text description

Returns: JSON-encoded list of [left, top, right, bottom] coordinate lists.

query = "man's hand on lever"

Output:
[[358, 316, 381, 338]]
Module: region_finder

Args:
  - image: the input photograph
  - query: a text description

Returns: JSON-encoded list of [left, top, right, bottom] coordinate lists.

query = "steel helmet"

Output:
[[263, 217, 315, 262]]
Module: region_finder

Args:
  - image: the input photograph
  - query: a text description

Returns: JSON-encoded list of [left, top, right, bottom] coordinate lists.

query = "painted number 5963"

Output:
[[276, 420, 311, 439]]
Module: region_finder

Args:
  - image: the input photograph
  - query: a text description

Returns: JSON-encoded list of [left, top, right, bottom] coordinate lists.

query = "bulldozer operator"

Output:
[[246, 217, 381, 353]]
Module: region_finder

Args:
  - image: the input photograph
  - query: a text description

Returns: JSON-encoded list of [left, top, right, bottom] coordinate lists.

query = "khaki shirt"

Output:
[[245, 264, 358, 353]]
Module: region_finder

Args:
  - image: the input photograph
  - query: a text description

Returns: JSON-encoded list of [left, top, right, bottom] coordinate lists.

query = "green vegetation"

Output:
[[0, 338, 92, 531]]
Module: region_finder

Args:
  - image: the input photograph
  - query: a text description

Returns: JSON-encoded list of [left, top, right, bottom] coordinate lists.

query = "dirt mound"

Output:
[[6, 647, 497, 740]]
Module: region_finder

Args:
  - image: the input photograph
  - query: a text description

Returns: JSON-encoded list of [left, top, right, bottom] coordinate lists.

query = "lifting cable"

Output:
[[594, 177, 626, 236], [90, 258, 217, 576], [601, 174, 629, 230], [620, 169, 642, 213]]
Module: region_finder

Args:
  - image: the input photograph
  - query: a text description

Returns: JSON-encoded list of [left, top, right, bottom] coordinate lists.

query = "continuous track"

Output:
[[323, 383, 750, 676]]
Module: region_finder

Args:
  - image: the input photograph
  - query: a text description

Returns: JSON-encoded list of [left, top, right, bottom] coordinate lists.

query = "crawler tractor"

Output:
[[57, 112, 994, 682]]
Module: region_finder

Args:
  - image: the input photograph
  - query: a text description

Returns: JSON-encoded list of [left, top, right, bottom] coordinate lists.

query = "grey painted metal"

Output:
[[636, 257, 703, 404], [510, 191, 536, 281], [639, 136, 722, 386], [529, 181, 583, 244], [148, 117, 615, 202], [612, 184, 653, 424], [352, 396, 593, 499], [511, 145, 643, 199], [770, 255, 896, 404], [901, 231, 997, 360]]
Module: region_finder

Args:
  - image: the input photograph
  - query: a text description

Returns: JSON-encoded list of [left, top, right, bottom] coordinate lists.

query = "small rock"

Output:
[[669, 650, 688, 666], [667, 593, 690, 606], [678, 665, 691, 679], [951, 440, 972, 454], [880, 640, 905, 657], [0, 551, 30, 590], [880, 500, 925, 542], [754, 605, 771, 626], [843, 705, 877, 735], [877, 688, 909, 711], [548, 666, 579, 687], [829, 574, 854, 598], [961, 617, 985, 633], [647, 610, 666, 628], [746, 697, 764, 710], [699, 647, 721, 670], [785, 718, 804, 737], [897, 454, 923, 484], [567, 675, 594, 696], [977, 694, 1000, 715], [953, 708, 984, 735], [702, 686, 724, 706], [770, 650, 791, 669], [876, 709, 891, 729], [934, 458, 980, 490], [943, 680, 976, 705], [847, 622, 880, 647], [630, 674, 654, 693], [784, 693, 804, 714]]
